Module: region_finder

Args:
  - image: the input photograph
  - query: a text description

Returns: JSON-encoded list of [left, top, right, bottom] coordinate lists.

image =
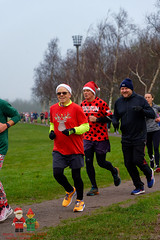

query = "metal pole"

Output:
[[76, 45, 79, 78]]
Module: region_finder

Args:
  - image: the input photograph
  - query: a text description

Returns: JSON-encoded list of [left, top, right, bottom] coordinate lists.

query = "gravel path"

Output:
[[0, 174, 159, 240]]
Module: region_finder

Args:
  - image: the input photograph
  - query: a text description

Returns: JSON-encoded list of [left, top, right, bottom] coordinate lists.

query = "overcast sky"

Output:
[[0, 0, 157, 101]]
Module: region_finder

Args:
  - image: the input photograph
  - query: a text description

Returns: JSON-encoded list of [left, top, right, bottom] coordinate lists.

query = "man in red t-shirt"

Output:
[[81, 81, 121, 196], [49, 84, 89, 212]]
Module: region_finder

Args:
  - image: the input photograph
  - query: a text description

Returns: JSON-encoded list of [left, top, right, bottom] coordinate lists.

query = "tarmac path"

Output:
[[0, 174, 160, 240]]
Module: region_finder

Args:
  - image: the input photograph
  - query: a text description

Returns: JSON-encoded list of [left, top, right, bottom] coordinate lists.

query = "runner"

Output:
[[144, 93, 160, 172], [0, 99, 20, 222], [49, 83, 89, 212], [81, 81, 121, 196], [112, 78, 155, 195]]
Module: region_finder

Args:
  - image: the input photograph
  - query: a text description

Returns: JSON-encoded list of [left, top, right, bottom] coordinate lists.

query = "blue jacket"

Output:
[[112, 92, 155, 143]]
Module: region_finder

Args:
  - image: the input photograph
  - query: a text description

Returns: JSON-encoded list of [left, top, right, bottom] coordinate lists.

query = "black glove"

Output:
[[132, 106, 143, 112], [62, 128, 75, 136], [113, 122, 119, 131], [49, 130, 56, 140], [96, 115, 112, 123]]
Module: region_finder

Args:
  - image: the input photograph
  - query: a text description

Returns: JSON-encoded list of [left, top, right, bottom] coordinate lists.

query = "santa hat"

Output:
[[14, 208, 23, 214], [83, 81, 100, 95], [26, 208, 34, 215], [56, 84, 72, 94]]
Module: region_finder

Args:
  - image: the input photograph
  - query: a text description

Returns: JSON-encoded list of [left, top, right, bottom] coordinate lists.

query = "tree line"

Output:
[[8, 99, 42, 113], [32, 1, 160, 109]]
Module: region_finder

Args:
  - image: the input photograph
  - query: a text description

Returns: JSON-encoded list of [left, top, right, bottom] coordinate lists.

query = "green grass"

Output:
[[31, 192, 160, 240], [2, 123, 58, 204], [2, 123, 130, 205], [2, 123, 158, 240], [2, 123, 150, 204]]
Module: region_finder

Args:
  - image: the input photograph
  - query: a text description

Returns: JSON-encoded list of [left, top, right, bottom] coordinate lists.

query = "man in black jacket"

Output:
[[112, 78, 155, 195]]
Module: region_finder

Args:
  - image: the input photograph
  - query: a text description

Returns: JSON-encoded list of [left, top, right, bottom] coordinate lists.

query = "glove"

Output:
[[132, 106, 143, 112], [49, 130, 56, 140], [113, 122, 119, 131], [62, 128, 75, 136], [96, 116, 112, 123]]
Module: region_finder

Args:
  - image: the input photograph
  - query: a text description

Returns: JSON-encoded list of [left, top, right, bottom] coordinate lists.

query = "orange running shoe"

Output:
[[73, 200, 85, 212], [62, 187, 76, 207]]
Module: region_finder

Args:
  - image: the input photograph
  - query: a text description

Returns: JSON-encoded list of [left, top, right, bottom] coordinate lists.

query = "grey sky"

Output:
[[0, 0, 157, 101]]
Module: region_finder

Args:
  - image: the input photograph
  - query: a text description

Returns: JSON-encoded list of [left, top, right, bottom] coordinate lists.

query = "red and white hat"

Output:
[[14, 208, 23, 214], [56, 84, 72, 94], [83, 81, 100, 95]]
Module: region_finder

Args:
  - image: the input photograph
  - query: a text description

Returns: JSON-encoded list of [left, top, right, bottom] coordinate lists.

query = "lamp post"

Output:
[[72, 35, 82, 74], [72, 35, 83, 103]]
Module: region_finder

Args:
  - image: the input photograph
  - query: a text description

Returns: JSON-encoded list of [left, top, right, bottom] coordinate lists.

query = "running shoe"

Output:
[[131, 188, 145, 195], [113, 167, 121, 186], [147, 168, 155, 188], [73, 200, 85, 212], [0, 206, 13, 222], [86, 187, 99, 196], [62, 187, 76, 207], [155, 166, 160, 173]]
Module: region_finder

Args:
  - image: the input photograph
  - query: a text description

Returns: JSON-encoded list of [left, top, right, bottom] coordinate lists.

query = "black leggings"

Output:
[[146, 130, 160, 166], [53, 168, 83, 200], [85, 148, 116, 188]]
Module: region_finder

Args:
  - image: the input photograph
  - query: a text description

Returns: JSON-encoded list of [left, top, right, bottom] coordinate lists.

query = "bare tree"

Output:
[[93, 9, 136, 107], [146, 0, 160, 34], [148, 36, 160, 93], [32, 4, 160, 107], [145, 2, 160, 93], [32, 38, 62, 107], [125, 1, 160, 96]]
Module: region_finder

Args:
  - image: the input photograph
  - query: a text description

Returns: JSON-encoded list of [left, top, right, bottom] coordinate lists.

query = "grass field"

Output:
[[2, 123, 160, 240], [35, 192, 160, 240], [2, 122, 130, 205]]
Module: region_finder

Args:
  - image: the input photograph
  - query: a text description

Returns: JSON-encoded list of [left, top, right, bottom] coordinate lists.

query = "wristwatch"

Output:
[[6, 122, 11, 128]]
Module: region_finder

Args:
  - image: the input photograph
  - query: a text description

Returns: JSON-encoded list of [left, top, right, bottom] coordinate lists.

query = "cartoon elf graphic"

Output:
[[25, 208, 39, 231]]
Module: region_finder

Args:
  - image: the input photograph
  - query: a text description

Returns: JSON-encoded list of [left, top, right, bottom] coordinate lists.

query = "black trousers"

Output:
[[53, 168, 83, 200], [122, 142, 152, 189], [146, 130, 160, 166]]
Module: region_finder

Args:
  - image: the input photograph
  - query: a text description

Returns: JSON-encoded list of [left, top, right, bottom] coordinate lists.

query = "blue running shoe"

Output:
[[131, 188, 145, 195], [147, 168, 155, 188], [87, 187, 99, 196]]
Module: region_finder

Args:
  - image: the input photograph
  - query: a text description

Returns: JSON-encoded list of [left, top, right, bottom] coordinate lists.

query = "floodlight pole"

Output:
[[72, 35, 83, 79]]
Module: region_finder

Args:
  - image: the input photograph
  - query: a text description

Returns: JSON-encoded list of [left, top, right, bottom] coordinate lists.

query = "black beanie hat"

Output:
[[120, 78, 133, 90]]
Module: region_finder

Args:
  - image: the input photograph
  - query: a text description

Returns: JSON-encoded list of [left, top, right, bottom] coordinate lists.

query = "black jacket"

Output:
[[112, 92, 155, 143]]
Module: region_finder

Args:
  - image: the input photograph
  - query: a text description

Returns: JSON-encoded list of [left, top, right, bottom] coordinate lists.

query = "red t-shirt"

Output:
[[50, 102, 88, 155], [45, 111, 48, 118], [81, 97, 112, 141]]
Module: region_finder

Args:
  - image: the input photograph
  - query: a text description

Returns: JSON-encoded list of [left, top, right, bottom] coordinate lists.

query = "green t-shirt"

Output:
[[0, 99, 20, 155]]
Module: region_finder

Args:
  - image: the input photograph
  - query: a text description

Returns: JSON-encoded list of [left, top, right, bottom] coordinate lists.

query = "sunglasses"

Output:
[[57, 92, 68, 96]]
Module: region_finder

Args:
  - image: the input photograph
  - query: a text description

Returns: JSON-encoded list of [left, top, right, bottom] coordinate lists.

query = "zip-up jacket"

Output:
[[112, 92, 155, 143], [146, 103, 160, 132]]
